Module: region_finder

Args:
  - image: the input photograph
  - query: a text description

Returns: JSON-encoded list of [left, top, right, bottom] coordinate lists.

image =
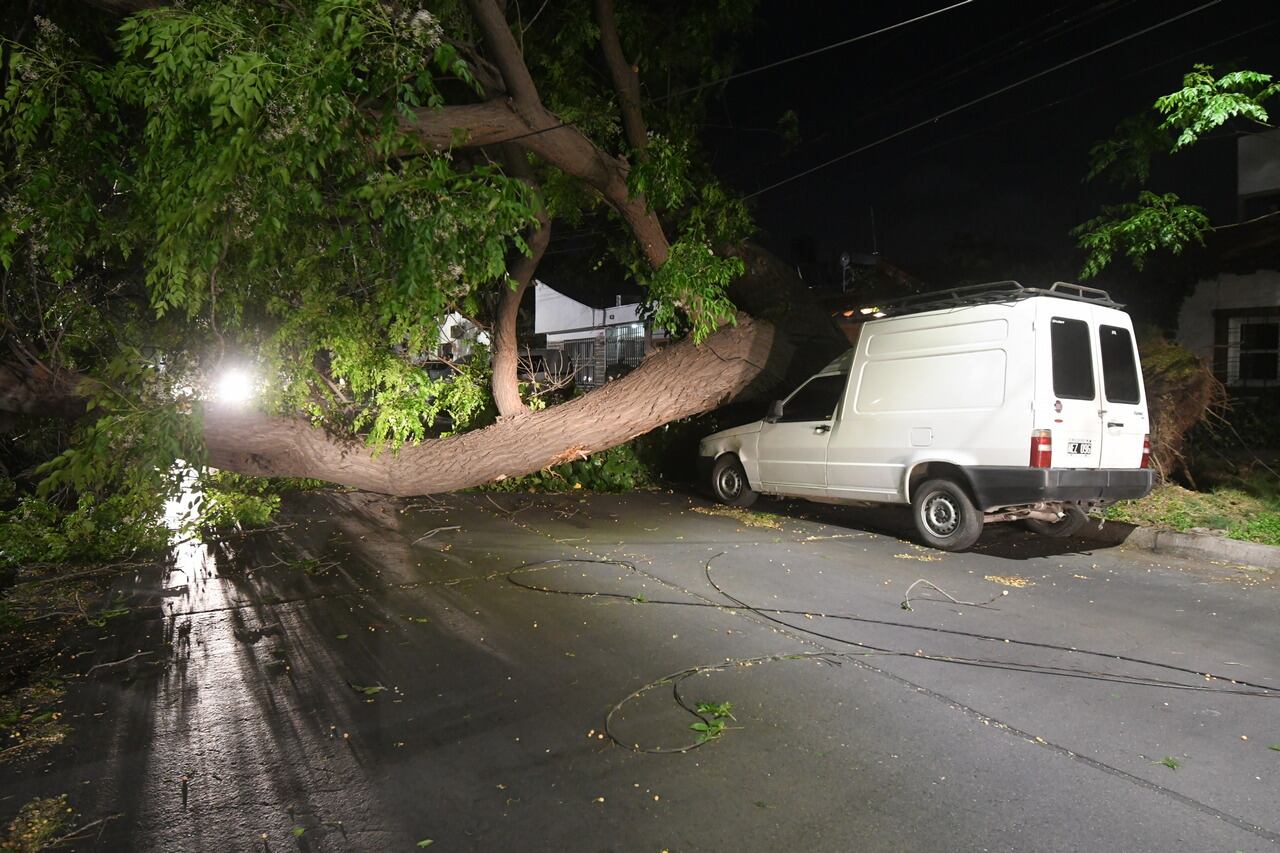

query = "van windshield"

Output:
[[1100, 325, 1140, 404], [1050, 317, 1095, 400]]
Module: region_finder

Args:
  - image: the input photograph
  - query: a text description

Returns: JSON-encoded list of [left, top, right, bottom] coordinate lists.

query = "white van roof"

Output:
[[868, 281, 1119, 321]]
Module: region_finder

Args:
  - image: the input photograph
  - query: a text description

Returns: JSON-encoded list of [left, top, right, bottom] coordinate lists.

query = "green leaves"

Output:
[[645, 238, 743, 343], [1072, 191, 1210, 280], [1077, 64, 1277, 276], [690, 699, 735, 743], [1156, 65, 1278, 151], [208, 53, 271, 127]]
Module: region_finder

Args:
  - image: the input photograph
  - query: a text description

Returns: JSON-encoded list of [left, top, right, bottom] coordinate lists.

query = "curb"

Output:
[[1078, 519, 1280, 572]]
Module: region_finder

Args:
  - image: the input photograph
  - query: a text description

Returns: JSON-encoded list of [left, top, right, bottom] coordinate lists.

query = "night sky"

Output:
[[703, 0, 1278, 308]]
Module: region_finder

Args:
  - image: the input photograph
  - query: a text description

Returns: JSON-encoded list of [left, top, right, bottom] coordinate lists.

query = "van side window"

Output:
[[1100, 325, 1140, 404], [779, 374, 846, 422], [1050, 317, 1095, 400]]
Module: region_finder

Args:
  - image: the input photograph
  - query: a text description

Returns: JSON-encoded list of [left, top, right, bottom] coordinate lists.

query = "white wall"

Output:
[[438, 312, 489, 359], [1177, 271, 1280, 362], [535, 282, 599, 335], [534, 280, 644, 335]]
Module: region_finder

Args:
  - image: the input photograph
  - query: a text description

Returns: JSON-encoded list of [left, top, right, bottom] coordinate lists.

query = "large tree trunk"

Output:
[[201, 314, 780, 495]]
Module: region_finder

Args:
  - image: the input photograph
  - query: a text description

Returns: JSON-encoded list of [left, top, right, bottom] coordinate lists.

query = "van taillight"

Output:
[[1141, 434, 1151, 468], [1030, 429, 1052, 468]]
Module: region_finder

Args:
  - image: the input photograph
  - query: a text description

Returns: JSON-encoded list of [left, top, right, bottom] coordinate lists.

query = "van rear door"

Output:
[[1040, 305, 1103, 470], [1096, 321, 1148, 468]]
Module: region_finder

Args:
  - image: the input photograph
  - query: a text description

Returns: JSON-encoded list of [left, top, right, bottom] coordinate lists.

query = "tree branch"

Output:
[[465, 0, 541, 110], [491, 149, 550, 418], [594, 0, 648, 155]]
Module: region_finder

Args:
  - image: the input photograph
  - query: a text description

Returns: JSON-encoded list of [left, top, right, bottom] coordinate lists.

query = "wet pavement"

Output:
[[3, 489, 1278, 852]]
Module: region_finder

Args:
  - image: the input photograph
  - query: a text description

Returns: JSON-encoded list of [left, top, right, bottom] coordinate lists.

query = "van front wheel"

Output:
[[912, 479, 983, 551], [710, 455, 758, 508]]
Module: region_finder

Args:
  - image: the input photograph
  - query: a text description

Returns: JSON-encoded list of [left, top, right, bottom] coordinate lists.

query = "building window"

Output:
[[606, 323, 645, 367], [1229, 316, 1280, 386], [564, 340, 596, 386]]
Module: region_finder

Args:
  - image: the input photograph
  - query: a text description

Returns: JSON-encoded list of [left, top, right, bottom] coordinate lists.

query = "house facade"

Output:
[[1178, 271, 1280, 389], [1176, 128, 1280, 390], [533, 281, 656, 388]]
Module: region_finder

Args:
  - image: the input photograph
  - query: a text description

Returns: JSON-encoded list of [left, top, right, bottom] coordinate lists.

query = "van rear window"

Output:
[[1050, 317, 1095, 400], [1100, 325, 1140, 404]]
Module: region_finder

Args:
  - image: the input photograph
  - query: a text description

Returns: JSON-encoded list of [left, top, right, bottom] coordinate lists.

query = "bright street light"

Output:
[[214, 368, 255, 405]]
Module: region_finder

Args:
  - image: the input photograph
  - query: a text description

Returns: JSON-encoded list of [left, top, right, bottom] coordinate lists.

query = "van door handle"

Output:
[[814, 424, 831, 434], [1107, 421, 1124, 428]]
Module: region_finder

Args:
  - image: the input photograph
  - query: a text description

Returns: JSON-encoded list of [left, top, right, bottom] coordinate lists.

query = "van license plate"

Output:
[[1067, 439, 1092, 455]]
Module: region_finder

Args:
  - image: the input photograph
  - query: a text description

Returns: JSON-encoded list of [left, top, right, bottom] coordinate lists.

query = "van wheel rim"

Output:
[[923, 494, 959, 536], [717, 467, 742, 499]]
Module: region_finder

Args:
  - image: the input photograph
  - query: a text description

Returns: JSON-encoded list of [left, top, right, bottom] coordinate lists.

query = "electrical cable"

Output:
[[454, 0, 979, 152], [742, 0, 1224, 200], [647, 0, 979, 104], [502, 555, 1275, 755], [503, 556, 1280, 695]]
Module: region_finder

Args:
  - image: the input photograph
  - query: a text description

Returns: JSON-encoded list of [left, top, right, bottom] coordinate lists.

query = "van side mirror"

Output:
[[765, 400, 784, 423]]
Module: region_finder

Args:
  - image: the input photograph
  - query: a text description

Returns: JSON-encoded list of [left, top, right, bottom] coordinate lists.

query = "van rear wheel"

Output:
[[710, 455, 758, 508], [1021, 504, 1087, 537], [912, 478, 983, 551]]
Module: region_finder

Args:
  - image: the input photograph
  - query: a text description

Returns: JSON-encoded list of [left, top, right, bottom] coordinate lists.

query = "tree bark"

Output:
[[0, 361, 88, 420]]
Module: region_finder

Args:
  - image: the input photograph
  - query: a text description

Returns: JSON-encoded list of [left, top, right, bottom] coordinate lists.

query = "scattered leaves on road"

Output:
[[690, 506, 781, 528], [0, 679, 68, 764], [349, 683, 387, 697], [894, 553, 941, 562], [984, 574, 1033, 588], [1, 795, 72, 852]]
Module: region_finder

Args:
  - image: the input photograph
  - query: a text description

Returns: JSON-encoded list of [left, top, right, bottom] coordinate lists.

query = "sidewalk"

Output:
[[1080, 517, 1280, 571]]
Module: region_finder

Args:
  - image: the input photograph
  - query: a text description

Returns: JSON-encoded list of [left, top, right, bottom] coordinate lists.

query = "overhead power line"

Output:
[[445, 2, 980, 152], [743, 0, 1224, 200], [649, 0, 979, 104]]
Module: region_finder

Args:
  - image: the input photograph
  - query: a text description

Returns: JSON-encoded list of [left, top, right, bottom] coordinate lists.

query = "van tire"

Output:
[[912, 479, 983, 551], [710, 455, 758, 508], [1021, 504, 1087, 537]]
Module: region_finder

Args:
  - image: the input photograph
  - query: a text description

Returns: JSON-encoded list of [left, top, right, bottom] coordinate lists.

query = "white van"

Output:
[[697, 282, 1154, 551]]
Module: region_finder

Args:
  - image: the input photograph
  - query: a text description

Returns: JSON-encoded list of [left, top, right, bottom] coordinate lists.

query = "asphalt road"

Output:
[[4, 489, 1278, 852]]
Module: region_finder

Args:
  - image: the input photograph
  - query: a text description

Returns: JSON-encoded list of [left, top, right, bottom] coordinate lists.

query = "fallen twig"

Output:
[[84, 651, 154, 676], [49, 813, 124, 847], [412, 525, 461, 544]]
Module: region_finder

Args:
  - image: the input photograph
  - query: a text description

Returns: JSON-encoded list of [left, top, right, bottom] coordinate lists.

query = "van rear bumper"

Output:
[[967, 467, 1154, 511]]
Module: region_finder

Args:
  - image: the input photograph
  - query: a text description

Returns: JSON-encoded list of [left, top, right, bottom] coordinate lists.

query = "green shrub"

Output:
[[0, 490, 169, 570], [1229, 514, 1280, 547], [193, 471, 327, 532], [484, 442, 652, 493]]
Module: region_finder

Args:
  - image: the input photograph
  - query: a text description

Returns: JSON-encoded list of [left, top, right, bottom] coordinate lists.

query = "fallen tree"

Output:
[[0, 0, 846, 497]]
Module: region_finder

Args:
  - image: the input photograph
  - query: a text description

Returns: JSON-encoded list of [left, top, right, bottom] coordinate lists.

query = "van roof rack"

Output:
[[856, 280, 1121, 319]]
